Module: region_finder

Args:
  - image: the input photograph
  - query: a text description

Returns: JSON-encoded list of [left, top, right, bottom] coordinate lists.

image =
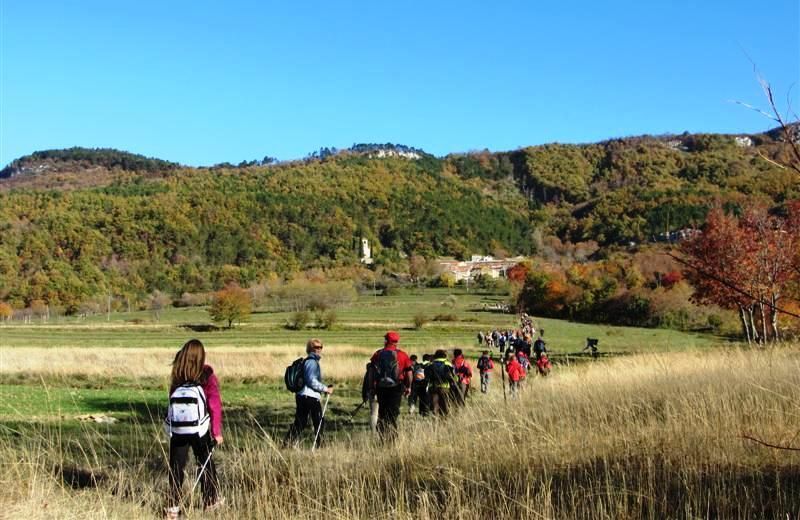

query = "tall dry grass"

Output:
[[2, 347, 800, 519], [0, 346, 374, 381]]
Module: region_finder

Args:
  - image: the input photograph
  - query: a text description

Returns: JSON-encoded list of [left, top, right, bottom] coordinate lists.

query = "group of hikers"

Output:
[[161, 319, 553, 518]]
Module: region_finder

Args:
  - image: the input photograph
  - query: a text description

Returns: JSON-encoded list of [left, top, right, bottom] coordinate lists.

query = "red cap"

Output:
[[384, 331, 400, 343]]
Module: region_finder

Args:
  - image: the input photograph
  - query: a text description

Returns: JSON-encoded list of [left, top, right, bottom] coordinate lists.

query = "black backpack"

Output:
[[284, 357, 307, 392], [477, 356, 489, 371], [427, 360, 453, 387], [374, 349, 400, 388]]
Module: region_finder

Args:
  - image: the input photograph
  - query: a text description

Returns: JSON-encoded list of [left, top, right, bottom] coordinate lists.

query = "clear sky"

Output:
[[1, 0, 798, 166]]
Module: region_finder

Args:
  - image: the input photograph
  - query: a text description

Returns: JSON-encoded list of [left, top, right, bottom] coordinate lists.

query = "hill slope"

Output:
[[0, 129, 797, 309]]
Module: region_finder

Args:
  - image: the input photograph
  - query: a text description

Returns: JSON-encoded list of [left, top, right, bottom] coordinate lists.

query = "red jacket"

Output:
[[453, 355, 473, 385], [506, 358, 524, 382]]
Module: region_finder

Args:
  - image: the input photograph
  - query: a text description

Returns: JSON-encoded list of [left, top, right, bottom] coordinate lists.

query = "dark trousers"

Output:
[[429, 388, 450, 416], [409, 381, 428, 415], [168, 432, 218, 508], [285, 394, 324, 448], [376, 386, 404, 442]]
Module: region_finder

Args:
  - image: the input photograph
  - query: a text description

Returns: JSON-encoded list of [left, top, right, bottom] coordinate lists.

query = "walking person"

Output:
[[361, 362, 379, 432], [533, 332, 547, 360], [368, 331, 413, 442], [164, 339, 224, 519], [408, 354, 428, 415], [506, 351, 523, 399], [477, 351, 494, 394], [425, 349, 457, 416], [285, 339, 334, 448], [452, 348, 473, 403]]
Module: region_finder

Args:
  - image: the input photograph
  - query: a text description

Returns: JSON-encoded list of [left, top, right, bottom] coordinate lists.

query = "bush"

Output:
[[317, 310, 338, 330], [433, 313, 459, 322], [286, 310, 310, 330], [413, 313, 429, 330]]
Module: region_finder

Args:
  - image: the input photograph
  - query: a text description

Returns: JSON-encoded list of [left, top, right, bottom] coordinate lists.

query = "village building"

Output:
[[437, 255, 524, 282]]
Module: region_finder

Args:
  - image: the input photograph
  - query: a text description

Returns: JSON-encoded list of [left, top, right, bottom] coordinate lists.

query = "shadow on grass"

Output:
[[178, 323, 222, 333], [57, 465, 107, 489]]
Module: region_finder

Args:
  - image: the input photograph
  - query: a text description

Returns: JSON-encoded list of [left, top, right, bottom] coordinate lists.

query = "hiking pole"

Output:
[[349, 400, 367, 419], [501, 361, 507, 403], [312, 393, 331, 452], [190, 445, 215, 496]]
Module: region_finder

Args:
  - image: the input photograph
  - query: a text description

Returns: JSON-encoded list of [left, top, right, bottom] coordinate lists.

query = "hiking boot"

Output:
[[164, 506, 181, 519], [205, 497, 226, 512]]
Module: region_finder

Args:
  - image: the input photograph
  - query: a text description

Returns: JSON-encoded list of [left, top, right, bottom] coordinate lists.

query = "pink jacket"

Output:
[[170, 364, 223, 438], [202, 365, 223, 438]]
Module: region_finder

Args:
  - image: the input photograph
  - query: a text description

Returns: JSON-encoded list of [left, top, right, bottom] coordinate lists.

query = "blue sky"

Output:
[[1, 0, 798, 166]]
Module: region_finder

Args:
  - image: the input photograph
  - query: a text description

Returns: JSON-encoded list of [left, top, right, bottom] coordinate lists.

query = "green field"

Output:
[[0, 288, 720, 352]]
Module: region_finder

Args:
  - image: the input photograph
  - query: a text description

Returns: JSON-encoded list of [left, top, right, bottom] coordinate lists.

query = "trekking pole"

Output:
[[349, 400, 367, 419], [190, 445, 215, 496], [501, 361, 507, 404], [312, 393, 331, 452]]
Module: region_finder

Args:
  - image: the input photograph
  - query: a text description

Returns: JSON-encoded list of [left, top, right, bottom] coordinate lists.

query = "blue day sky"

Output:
[[1, 0, 798, 166]]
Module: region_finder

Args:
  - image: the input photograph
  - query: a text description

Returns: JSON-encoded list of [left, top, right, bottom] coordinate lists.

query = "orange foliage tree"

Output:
[[209, 284, 252, 328]]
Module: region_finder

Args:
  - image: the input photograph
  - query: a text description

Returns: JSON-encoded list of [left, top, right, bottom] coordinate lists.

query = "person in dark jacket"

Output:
[[425, 350, 458, 416]]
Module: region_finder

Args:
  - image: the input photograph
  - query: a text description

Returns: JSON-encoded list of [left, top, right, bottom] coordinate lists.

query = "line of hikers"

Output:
[[161, 329, 552, 518]]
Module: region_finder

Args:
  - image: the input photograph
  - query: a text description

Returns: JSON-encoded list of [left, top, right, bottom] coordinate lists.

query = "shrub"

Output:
[[413, 313, 429, 330], [317, 310, 338, 330], [433, 313, 458, 322], [286, 310, 310, 330]]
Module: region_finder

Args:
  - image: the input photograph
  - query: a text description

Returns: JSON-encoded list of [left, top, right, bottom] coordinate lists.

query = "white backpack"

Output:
[[164, 383, 210, 437]]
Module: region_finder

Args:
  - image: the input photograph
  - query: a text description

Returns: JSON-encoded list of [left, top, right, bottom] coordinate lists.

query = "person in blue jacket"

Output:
[[284, 338, 334, 448]]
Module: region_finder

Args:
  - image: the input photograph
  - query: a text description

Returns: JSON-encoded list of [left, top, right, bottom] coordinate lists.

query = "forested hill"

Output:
[[0, 129, 797, 309]]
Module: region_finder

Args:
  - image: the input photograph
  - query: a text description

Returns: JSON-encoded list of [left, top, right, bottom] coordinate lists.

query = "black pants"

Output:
[[429, 387, 450, 416], [409, 381, 428, 415], [376, 386, 404, 442], [285, 394, 324, 448], [168, 432, 218, 508]]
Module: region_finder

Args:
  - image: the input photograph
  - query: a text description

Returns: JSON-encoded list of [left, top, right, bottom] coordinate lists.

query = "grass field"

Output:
[[5, 288, 783, 519]]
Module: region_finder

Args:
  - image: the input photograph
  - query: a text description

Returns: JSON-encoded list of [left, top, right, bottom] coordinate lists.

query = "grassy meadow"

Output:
[[3, 288, 798, 518]]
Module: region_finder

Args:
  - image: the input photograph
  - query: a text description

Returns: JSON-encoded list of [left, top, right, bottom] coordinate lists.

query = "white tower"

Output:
[[360, 238, 373, 264]]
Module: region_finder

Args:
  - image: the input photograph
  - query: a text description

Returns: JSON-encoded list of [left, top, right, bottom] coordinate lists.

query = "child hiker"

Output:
[[164, 339, 224, 519]]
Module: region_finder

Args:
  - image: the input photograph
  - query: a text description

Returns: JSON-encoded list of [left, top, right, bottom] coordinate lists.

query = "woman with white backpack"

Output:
[[164, 339, 224, 519]]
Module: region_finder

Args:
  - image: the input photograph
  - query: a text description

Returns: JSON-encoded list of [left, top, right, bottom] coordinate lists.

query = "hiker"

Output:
[[368, 331, 413, 441], [425, 349, 458, 416], [516, 349, 530, 387], [477, 350, 494, 394], [408, 354, 428, 415], [285, 339, 334, 449], [361, 362, 379, 432], [533, 333, 547, 360], [452, 348, 473, 403], [164, 339, 224, 519], [477, 331, 484, 346], [536, 352, 552, 376], [506, 351, 523, 399]]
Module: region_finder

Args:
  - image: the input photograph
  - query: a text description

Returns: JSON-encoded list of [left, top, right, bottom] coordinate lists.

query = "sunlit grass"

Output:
[[2, 347, 799, 518]]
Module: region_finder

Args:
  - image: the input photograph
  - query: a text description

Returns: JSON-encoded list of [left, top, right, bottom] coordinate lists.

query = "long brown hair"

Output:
[[171, 339, 207, 390]]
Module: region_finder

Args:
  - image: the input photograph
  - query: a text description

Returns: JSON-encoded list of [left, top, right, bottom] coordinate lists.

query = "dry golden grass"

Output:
[[0, 345, 374, 381], [2, 347, 800, 518]]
